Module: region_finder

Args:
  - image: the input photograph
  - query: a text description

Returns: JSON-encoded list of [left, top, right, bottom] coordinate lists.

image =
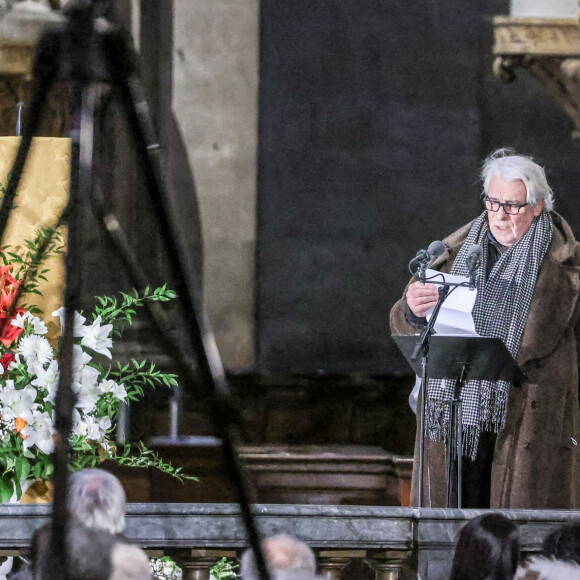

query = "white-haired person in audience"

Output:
[[28, 468, 152, 580], [241, 534, 320, 580], [516, 521, 580, 579], [391, 147, 580, 510]]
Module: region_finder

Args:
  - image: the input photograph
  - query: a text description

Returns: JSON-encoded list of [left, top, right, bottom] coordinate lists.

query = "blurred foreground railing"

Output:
[[0, 504, 577, 580]]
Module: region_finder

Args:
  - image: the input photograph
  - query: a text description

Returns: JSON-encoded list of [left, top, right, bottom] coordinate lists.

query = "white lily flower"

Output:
[[72, 345, 92, 375], [73, 420, 88, 438], [29, 316, 48, 335], [76, 365, 100, 393], [75, 416, 99, 440], [7, 353, 20, 371], [73, 365, 101, 412], [72, 408, 81, 427], [21, 409, 54, 455], [51, 308, 86, 337], [10, 311, 32, 329], [18, 335, 53, 368], [98, 415, 112, 435], [75, 389, 99, 413], [31, 360, 60, 402], [99, 379, 127, 401], [0, 384, 36, 423], [79, 316, 113, 359]]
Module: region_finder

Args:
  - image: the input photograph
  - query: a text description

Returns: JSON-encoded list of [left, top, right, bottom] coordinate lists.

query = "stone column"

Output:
[[365, 550, 413, 580], [316, 550, 363, 580], [172, 0, 259, 370]]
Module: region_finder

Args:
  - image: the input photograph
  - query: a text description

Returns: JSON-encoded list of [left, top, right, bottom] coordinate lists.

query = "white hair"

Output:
[[67, 469, 126, 534], [481, 148, 554, 211], [241, 534, 318, 580]]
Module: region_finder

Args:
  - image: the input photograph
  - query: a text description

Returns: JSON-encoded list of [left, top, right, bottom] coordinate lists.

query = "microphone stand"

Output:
[[411, 283, 449, 508]]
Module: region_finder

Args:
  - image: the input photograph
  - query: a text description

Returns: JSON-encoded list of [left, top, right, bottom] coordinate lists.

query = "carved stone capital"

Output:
[[493, 17, 580, 137], [493, 16, 580, 56]]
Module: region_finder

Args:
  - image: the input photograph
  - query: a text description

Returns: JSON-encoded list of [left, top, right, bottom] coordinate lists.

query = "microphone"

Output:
[[408, 240, 446, 278], [466, 244, 482, 290]]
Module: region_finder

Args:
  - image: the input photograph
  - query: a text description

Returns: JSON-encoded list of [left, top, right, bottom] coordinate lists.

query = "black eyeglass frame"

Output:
[[483, 196, 530, 215]]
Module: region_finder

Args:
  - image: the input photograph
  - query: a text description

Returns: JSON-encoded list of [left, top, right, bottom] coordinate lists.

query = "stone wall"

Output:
[[255, 0, 580, 375]]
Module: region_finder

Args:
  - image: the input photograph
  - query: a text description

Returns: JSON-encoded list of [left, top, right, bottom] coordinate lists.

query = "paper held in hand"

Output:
[[424, 269, 480, 336]]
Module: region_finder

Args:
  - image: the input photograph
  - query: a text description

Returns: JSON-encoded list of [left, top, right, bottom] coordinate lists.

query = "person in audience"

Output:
[[30, 468, 152, 580], [449, 513, 520, 580], [241, 534, 319, 580], [516, 521, 580, 579]]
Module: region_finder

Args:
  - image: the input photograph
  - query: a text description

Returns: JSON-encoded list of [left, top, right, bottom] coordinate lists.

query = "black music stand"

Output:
[[393, 335, 524, 508]]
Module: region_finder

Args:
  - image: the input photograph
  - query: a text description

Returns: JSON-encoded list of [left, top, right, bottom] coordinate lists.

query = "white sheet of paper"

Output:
[[424, 269, 480, 336]]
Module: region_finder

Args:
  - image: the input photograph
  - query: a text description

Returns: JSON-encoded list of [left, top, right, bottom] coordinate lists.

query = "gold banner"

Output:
[[0, 137, 70, 336]]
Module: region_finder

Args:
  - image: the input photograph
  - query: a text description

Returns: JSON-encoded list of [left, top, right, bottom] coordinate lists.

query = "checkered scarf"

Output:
[[426, 210, 553, 459]]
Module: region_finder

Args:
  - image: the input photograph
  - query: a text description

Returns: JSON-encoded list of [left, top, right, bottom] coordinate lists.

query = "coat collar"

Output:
[[429, 213, 580, 364], [518, 212, 580, 363]]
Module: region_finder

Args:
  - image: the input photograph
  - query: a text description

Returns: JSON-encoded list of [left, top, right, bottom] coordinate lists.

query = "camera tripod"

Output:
[[0, 2, 270, 579]]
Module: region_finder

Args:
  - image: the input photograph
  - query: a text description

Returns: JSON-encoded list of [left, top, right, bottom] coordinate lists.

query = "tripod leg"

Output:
[[0, 28, 78, 580], [0, 30, 61, 239], [99, 26, 271, 580]]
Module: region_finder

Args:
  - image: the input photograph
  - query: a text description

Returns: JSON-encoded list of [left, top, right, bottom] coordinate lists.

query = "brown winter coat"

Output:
[[390, 212, 580, 509]]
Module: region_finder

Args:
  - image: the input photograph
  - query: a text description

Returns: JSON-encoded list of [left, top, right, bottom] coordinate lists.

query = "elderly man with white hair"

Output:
[[391, 148, 580, 510], [30, 468, 152, 580]]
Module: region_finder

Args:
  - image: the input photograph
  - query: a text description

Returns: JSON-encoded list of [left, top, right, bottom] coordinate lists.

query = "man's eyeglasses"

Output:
[[484, 196, 529, 215]]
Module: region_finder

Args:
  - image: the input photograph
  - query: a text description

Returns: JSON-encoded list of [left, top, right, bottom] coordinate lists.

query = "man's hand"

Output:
[[406, 281, 439, 318]]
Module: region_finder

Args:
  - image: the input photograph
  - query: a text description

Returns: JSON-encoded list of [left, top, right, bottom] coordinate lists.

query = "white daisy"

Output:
[[18, 335, 53, 368]]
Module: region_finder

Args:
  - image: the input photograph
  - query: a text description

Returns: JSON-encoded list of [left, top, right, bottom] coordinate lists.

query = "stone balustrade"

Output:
[[0, 503, 577, 580]]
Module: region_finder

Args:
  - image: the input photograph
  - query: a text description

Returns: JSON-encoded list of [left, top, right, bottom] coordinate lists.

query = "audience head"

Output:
[[541, 521, 580, 565], [241, 534, 317, 580], [449, 513, 520, 580], [67, 468, 127, 534]]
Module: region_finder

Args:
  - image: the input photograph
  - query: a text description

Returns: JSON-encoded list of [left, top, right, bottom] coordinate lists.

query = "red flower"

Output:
[[0, 267, 23, 347], [0, 352, 15, 370], [0, 266, 20, 317], [0, 308, 26, 347]]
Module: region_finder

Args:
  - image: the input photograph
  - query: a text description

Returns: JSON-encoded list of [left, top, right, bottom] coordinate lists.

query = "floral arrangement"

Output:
[[210, 557, 239, 580], [0, 226, 195, 501], [149, 556, 239, 580], [151, 556, 183, 580]]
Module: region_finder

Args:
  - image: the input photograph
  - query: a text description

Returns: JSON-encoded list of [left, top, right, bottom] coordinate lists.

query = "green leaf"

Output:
[[0, 478, 13, 503], [33, 461, 42, 480], [14, 457, 30, 482]]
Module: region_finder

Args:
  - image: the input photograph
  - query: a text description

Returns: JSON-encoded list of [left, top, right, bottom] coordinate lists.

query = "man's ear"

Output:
[[533, 198, 545, 217]]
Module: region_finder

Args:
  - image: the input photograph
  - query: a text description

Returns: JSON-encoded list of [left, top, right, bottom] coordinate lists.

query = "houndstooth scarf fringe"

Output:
[[426, 210, 553, 459]]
